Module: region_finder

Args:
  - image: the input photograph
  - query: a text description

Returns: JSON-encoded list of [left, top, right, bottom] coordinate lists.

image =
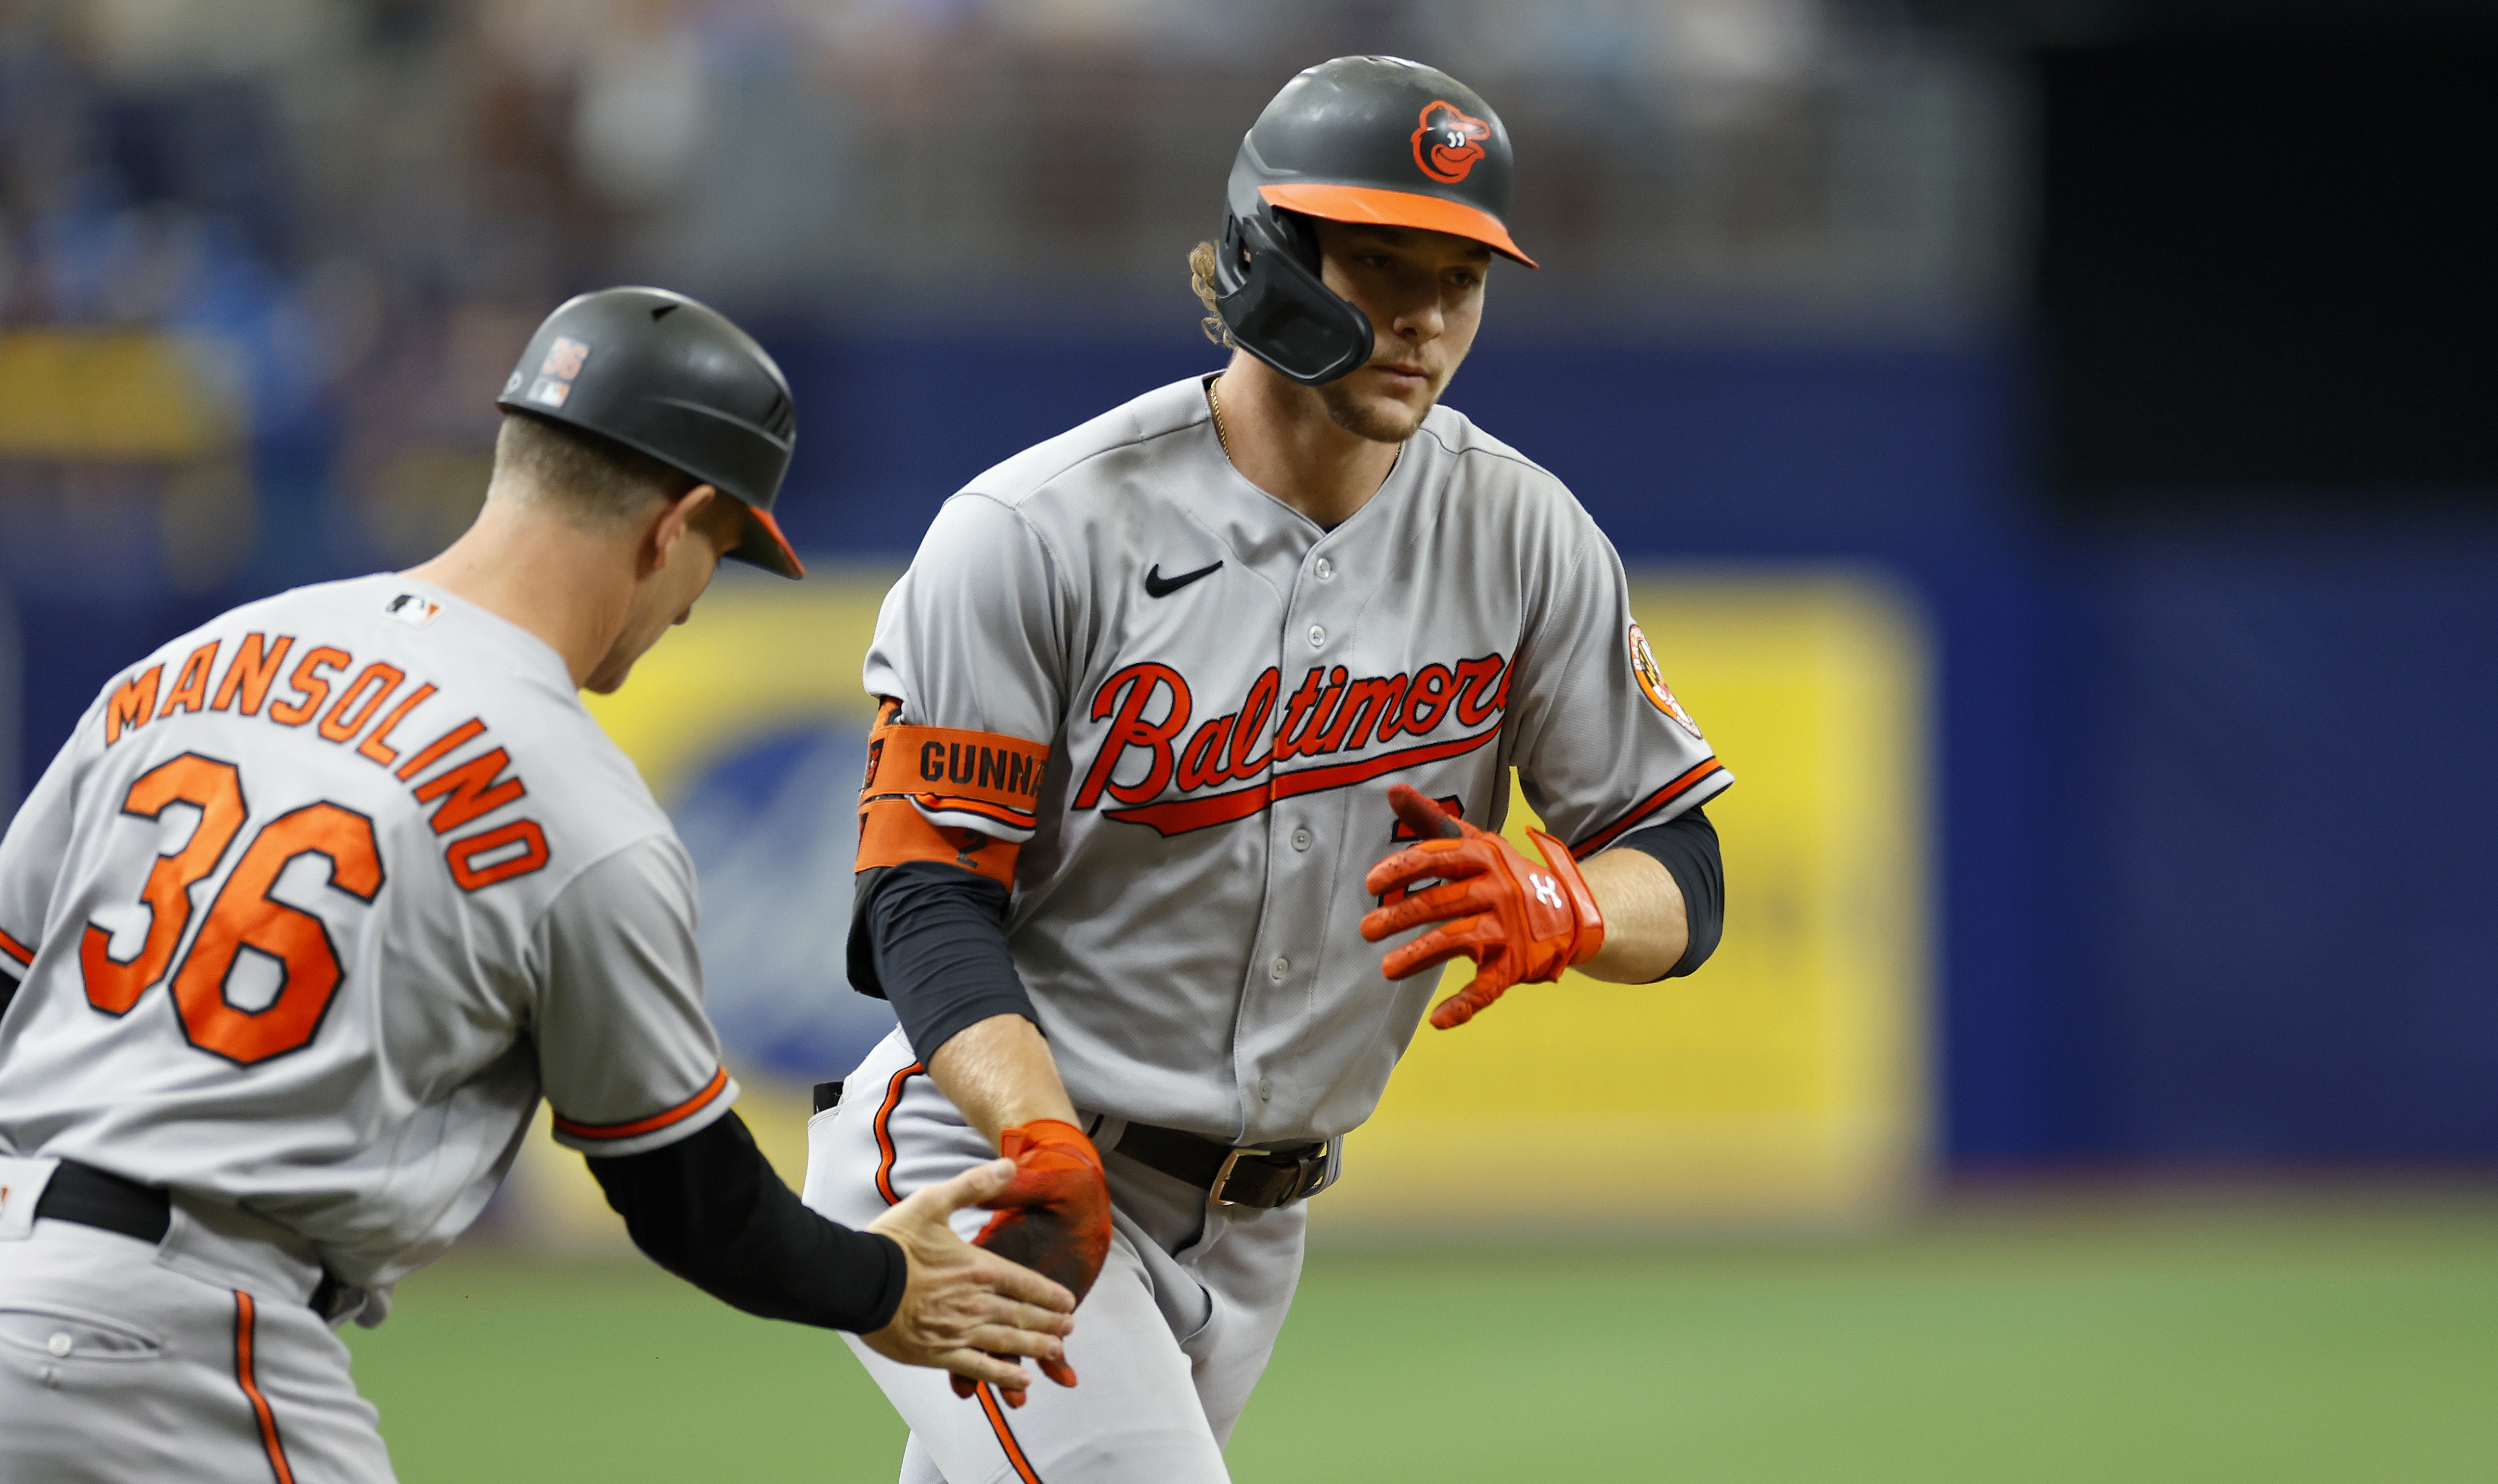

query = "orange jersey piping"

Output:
[[1571, 760, 1728, 859], [551, 1066, 730, 1142]]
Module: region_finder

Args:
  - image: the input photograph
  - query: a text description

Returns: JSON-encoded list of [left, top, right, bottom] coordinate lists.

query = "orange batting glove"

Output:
[[1360, 783, 1605, 1030], [954, 1118, 1111, 1407]]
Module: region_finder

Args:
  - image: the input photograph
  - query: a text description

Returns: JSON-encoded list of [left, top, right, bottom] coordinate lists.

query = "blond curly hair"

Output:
[[1188, 241, 1238, 349]]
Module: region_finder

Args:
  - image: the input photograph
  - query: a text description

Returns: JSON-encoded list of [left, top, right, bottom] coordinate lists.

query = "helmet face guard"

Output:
[[1213, 56, 1534, 387], [1215, 180, 1375, 386]]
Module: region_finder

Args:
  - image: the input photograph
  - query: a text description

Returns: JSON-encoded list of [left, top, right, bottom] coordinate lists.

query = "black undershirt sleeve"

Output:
[[1610, 805, 1724, 981], [0, 968, 17, 1022], [847, 810, 1719, 1037], [848, 861, 1039, 1062], [584, 1110, 907, 1332]]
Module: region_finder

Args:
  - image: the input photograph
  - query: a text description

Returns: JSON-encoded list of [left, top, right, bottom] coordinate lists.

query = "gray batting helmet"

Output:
[[1214, 57, 1536, 385], [497, 286, 804, 578]]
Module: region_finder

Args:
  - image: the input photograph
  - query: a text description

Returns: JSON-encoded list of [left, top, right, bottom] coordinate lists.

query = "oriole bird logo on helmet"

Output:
[[1412, 100, 1492, 183]]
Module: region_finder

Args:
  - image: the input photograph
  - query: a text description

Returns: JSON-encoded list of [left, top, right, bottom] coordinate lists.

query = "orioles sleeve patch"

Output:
[[856, 701, 1052, 889], [1629, 622, 1704, 739]]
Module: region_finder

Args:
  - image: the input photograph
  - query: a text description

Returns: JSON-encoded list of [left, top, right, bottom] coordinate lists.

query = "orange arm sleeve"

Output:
[[855, 698, 1053, 890]]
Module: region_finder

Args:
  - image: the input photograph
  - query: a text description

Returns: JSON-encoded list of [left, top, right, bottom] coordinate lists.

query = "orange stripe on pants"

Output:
[[976, 1382, 1045, 1484], [233, 1291, 297, 1484], [872, 1061, 925, 1206]]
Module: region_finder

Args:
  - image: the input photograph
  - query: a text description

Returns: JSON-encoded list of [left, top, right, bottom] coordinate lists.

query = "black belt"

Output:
[[35, 1160, 345, 1316], [1112, 1122, 1333, 1210], [33, 1160, 168, 1244]]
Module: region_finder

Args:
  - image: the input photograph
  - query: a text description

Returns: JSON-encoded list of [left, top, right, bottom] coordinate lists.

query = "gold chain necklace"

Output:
[[1210, 374, 1405, 496], [1207, 377, 1234, 461]]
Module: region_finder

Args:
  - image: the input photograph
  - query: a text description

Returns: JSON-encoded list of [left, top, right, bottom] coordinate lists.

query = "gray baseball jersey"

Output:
[[859, 373, 1730, 1145], [0, 573, 734, 1301]]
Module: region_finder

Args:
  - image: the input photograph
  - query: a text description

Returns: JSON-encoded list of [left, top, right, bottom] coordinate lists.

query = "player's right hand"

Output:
[[944, 1118, 1112, 1405], [863, 1158, 1079, 1400]]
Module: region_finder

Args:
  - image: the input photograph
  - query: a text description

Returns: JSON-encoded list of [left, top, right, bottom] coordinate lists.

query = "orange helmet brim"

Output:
[[728, 501, 805, 579], [1259, 183, 1537, 268]]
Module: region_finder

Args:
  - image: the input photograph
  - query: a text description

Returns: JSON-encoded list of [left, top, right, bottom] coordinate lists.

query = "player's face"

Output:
[[582, 489, 740, 695], [1310, 222, 1492, 444]]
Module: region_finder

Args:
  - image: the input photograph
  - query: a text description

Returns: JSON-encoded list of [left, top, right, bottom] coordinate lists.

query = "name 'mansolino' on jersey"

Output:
[[95, 626, 549, 896]]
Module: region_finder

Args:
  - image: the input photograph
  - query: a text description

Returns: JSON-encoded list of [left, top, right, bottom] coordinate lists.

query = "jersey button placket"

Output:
[[1253, 567, 1333, 1132]]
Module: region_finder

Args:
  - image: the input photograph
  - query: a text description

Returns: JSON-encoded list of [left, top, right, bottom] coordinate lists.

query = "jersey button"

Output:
[[1307, 624, 1326, 648], [1268, 955, 1290, 981], [1314, 557, 1334, 581], [1256, 1077, 1274, 1102], [1290, 826, 1312, 852]]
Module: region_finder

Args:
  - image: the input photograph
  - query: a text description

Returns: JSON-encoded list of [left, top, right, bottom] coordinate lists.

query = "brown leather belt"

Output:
[[1112, 1121, 1334, 1210]]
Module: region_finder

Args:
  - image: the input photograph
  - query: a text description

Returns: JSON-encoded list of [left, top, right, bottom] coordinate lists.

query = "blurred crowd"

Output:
[[0, 0, 2005, 595]]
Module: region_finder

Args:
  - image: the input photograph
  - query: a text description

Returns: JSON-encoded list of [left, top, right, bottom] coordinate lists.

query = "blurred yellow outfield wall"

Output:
[[501, 565, 1928, 1244], [0, 332, 242, 458]]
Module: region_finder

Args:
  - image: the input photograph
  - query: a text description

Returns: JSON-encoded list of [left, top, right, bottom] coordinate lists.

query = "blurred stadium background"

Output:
[[3, 0, 2495, 1478]]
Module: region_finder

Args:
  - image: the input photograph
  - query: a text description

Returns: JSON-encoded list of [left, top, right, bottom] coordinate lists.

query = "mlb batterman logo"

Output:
[[1412, 100, 1492, 183], [383, 592, 440, 627], [1628, 623, 1703, 739]]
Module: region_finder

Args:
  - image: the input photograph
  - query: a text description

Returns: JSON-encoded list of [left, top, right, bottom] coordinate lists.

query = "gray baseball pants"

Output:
[[803, 1029, 1306, 1484], [0, 1159, 395, 1484]]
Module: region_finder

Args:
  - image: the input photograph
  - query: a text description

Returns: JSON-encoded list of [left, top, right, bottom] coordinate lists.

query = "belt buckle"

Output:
[[1208, 1141, 1332, 1209], [1208, 1145, 1258, 1208]]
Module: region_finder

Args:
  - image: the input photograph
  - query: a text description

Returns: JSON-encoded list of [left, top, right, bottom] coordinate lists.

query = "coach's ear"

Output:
[[642, 482, 724, 578]]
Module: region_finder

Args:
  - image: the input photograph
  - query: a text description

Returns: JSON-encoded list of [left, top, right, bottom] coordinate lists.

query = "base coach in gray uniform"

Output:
[[805, 57, 1732, 1483], [0, 289, 1074, 1482]]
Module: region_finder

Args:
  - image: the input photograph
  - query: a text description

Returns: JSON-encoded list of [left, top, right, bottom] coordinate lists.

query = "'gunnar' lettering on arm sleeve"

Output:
[[854, 697, 1052, 888]]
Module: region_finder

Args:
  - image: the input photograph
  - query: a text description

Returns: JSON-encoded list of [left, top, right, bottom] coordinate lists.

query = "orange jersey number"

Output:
[[80, 754, 383, 1064], [174, 801, 382, 1064], [80, 754, 248, 1014]]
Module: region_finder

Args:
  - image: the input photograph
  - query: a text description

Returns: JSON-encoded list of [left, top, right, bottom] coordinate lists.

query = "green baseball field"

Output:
[[346, 1193, 2498, 1482]]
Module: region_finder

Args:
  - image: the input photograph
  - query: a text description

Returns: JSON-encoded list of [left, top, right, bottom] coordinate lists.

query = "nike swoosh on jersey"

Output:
[[1143, 561, 1223, 598]]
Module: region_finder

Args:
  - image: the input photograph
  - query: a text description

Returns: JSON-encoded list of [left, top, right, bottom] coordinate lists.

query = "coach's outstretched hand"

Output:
[[1361, 783, 1607, 1029], [864, 1158, 1079, 1398]]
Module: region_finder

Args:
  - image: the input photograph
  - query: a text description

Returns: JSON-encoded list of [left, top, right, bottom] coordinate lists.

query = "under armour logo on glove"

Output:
[[1360, 784, 1606, 1029]]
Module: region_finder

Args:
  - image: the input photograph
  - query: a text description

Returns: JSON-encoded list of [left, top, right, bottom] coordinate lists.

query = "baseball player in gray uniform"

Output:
[[803, 57, 1731, 1484], [0, 289, 1074, 1483]]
